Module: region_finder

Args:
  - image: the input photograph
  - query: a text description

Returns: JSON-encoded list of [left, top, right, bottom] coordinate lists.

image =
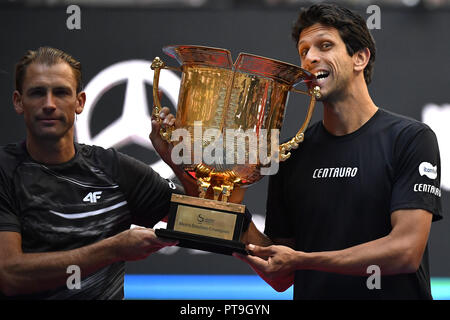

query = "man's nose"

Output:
[[43, 92, 57, 111], [302, 48, 321, 70]]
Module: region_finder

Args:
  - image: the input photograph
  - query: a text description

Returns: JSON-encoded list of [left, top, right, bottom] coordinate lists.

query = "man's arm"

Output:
[[298, 209, 432, 275], [150, 107, 198, 197], [238, 209, 431, 289], [0, 228, 177, 296]]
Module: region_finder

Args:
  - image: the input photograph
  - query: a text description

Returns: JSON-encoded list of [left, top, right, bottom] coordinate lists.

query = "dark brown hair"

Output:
[[15, 46, 83, 93], [292, 3, 376, 84]]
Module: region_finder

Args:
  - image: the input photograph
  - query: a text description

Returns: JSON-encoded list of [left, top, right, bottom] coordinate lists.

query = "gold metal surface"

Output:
[[171, 194, 245, 213], [279, 85, 320, 161], [152, 45, 319, 201], [151, 57, 173, 141]]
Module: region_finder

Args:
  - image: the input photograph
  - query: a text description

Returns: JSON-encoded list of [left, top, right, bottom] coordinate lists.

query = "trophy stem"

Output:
[[197, 179, 211, 198], [213, 186, 222, 201], [195, 164, 239, 202], [197, 178, 235, 202], [220, 185, 233, 202]]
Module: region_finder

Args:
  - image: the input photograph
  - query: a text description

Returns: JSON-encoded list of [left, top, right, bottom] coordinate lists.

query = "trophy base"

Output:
[[155, 194, 248, 256], [155, 229, 247, 256]]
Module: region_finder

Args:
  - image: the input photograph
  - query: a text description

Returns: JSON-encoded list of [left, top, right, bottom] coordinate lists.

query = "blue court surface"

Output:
[[124, 274, 450, 300]]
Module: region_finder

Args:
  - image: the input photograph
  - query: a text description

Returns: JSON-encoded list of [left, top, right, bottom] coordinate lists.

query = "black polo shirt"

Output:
[[265, 108, 443, 299], [0, 142, 180, 299]]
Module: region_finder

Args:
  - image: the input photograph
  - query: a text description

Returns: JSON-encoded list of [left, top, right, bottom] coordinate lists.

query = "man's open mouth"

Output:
[[315, 71, 330, 82]]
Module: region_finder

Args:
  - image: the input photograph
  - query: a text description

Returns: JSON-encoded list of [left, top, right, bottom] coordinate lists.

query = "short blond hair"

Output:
[[15, 47, 82, 93]]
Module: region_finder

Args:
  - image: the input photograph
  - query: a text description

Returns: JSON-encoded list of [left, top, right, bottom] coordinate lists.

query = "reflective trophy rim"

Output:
[[162, 44, 314, 84]]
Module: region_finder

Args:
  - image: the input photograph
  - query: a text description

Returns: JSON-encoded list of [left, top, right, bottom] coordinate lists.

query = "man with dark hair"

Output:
[[291, 3, 376, 85], [0, 46, 196, 299], [235, 3, 443, 299]]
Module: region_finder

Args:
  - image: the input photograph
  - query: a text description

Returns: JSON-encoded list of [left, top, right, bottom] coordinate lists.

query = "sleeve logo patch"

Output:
[[419, 162, 438, 180]]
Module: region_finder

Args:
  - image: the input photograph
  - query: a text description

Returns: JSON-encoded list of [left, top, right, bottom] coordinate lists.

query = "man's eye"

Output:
[[29, 89, 46, 96], [54, 89, 70, 96], [321, 42, 332, 49]]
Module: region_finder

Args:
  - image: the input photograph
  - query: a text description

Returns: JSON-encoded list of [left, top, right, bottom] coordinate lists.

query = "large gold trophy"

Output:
[[152, 45, 320, 255]]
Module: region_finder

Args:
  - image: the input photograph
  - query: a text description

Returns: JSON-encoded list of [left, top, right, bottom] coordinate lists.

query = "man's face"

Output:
[[13, 62, 85, 142], [297, 23, 354, 101]]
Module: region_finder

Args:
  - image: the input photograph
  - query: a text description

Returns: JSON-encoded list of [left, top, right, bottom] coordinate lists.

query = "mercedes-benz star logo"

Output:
[[76, 60, 181, 179]]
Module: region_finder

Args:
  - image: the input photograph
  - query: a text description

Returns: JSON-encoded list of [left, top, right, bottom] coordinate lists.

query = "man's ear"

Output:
[[12, 90, 24, 115], [353, 47, 371, 73], [75, 91, 86, 115]]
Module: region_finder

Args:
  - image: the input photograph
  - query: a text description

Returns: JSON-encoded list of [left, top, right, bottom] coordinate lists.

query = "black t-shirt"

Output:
[[0, 142, 181, 299], [265, 108, 442, 299]]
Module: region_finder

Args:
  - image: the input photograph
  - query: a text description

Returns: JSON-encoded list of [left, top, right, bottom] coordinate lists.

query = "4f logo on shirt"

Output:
[[83, 191, 102, 203]]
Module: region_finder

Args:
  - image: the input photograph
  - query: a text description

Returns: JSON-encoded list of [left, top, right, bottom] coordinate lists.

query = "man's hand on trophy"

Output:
[[233, 243, 296, 292], [150, 106, 176, 165], [150, 107, 199, 197], [113, 227, 178, 261], [245, 243, 299, 275]]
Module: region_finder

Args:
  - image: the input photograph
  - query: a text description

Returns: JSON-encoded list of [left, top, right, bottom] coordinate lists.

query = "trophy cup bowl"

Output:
[[152, 45, 320, 255]]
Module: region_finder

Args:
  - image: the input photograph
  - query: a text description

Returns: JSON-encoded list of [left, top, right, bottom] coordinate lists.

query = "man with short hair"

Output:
[[235, 3, 443, 299], [0, 47, 195, 299]]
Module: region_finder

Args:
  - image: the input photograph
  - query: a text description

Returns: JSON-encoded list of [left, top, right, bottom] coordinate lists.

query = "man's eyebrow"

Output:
[[25, 85, 73, 94], [298, 33, 332, 46], [25, 86, 46, 94], [53, 85, 72, 91]]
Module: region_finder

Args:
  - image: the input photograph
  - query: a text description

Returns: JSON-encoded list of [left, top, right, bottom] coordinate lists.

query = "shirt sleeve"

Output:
[[390, 126, 442, 221], [115, 151, 184, 227], [264, 164, 295, 239], [0, 169, 21, 233]]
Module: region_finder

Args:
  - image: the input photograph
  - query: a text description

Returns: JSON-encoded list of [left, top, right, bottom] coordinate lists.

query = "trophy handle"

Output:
[[279, 86, 321, 161], [150, 57, 181, 141]]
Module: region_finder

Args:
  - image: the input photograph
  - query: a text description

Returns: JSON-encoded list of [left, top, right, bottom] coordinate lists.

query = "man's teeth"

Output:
[[315, 71, 329, 79]]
